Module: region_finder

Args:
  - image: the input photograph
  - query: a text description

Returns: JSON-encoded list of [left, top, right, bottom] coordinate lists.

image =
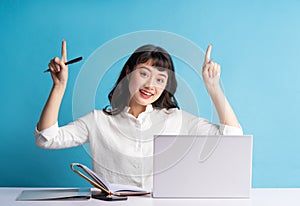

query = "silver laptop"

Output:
[[152, 135, 253, 198]]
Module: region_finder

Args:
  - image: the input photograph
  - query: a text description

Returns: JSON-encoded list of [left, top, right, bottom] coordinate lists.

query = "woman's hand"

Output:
[[48, 40, 68, 87], [202, 45, 220, 91], [37, 40, 69, 131], [201, 45, 241, 128]]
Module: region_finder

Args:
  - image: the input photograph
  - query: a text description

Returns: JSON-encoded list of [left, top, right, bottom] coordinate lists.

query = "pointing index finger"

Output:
[[61, 40, 67, 62], [205, 44, 212, 63]]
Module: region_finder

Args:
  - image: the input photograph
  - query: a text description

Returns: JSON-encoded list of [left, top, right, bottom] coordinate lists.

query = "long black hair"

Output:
[[103, 44, 179, 115]]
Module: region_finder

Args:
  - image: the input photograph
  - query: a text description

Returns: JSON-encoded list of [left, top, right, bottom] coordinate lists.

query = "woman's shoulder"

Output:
[[77, 109, 110, 121], [157, 108, 207, 121], [90, 109, 115, 118], [155, 107, 180, 115], [154, 108, 195, 119]]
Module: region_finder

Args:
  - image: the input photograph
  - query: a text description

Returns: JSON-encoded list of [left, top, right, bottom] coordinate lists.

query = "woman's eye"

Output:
[[140, 72, 148, 77], [157, 78, 165, 84]]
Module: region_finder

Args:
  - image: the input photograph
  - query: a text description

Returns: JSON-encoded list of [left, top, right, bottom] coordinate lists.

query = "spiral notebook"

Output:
[[70, 163, 150, 196]]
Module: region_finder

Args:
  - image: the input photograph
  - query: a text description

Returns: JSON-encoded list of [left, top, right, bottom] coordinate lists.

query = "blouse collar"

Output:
[[124, 104, 154, 114]]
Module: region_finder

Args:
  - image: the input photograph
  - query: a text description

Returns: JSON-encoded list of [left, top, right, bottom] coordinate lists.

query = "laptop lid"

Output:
[[152, 135, 253, 198]]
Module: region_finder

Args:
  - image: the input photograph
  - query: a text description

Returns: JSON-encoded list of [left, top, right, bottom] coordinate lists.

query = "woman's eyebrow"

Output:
[[139, 66, 168, 78], [158, 73, 167, 78]]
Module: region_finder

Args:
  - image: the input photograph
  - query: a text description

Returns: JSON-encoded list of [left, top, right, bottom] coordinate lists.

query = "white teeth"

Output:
[[140, 90, 152, 96]]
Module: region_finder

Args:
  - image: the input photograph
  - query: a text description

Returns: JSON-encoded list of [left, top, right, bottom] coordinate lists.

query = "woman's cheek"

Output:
[[156, 87, 164, 96], [128, 76, 143, 95]]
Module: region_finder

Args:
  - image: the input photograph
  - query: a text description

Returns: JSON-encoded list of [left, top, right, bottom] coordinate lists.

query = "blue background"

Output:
[[1, 0, 300, 188]]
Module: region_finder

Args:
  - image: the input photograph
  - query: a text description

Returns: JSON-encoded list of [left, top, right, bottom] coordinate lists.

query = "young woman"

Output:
[[35, 40, 242, 191]]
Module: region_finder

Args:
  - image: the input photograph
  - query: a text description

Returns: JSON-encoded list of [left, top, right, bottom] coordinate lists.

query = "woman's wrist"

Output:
[[52, 83, 67, 95], [206, 83, 222, 97]]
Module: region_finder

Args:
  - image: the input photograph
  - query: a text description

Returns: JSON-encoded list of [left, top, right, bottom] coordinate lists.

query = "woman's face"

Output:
[[127, 62, 168, 108]]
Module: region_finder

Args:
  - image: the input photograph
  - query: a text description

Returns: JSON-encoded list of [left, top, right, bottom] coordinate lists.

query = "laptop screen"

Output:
[[152, 135, 253, 198]]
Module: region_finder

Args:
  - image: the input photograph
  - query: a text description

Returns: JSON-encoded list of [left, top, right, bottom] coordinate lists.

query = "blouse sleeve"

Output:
[[34, 111, 95, 149], [219, 124, 243, 135], [181, 110, 243, 135]]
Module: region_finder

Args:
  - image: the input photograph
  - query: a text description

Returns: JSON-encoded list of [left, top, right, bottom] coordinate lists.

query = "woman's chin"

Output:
[[134, 98, 154, 107]]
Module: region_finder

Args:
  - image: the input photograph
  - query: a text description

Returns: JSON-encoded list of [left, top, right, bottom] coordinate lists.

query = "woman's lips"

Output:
[[139, 89, 153, 99]]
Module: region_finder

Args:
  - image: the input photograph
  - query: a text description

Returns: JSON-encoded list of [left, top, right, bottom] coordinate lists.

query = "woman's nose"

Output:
[[144, 76, 156, 88]]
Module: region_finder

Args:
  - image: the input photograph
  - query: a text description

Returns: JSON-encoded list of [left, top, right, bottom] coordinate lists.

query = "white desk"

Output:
[[1, 187, 300, 206]]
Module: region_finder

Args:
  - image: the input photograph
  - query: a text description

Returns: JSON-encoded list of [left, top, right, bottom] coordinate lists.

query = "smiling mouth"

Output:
[[139, 89, 153, 97]]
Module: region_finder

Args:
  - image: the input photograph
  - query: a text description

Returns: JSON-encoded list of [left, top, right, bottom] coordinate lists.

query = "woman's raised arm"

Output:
[[202, 45, 240, 128], [37, 40, 69, 131]]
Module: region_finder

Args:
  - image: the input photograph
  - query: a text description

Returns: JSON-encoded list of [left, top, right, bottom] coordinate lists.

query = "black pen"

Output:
[[43, 56, 83, 73]]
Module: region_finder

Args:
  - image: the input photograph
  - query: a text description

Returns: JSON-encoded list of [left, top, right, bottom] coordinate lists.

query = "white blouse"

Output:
[[34, 105, 243, 191]]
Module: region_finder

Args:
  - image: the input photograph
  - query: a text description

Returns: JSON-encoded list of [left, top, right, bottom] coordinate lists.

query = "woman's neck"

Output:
[[128, 102, 147, 118]]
